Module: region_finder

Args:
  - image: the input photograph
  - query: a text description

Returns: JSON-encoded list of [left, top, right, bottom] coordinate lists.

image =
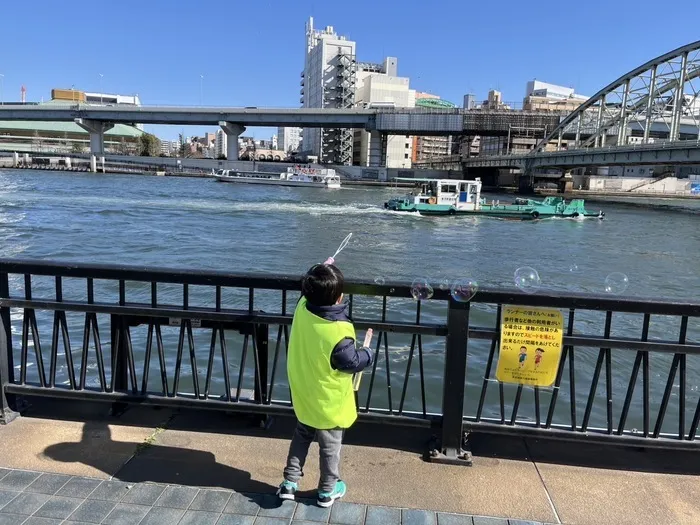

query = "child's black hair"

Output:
[[302, 264, 344, 306]]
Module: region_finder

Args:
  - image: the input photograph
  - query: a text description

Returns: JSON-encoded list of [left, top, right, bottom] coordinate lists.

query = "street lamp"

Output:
[[200, 75, 204, 106], [99, 74, 103, 104], [0, 74, 4, 106]]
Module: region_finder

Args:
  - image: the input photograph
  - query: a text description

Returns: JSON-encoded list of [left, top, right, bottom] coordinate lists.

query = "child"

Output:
[[277, 263, 374, 508]]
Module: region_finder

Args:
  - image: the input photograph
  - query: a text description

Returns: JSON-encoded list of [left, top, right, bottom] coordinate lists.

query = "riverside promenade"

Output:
[[0, 400, 699, 525]]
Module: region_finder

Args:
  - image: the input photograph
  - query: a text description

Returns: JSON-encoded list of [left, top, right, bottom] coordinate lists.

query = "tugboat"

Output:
[[384, 178, 604, 219]]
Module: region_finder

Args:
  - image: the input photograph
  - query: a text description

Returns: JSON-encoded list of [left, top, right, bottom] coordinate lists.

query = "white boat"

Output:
[[213, 166, 341, 189]]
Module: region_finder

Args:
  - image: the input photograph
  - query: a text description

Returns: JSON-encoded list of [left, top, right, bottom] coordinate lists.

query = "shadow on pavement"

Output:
[[26, 397, 700, 476], [42, 419, 277, 493], [468, 432, 700, 476]]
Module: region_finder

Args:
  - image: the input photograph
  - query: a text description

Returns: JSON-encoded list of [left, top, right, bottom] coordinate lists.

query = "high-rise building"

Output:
[[215, 130, 227, 159], [353, 58, 415, 168], [463, 94, 477, 110], [300, 17, 356, 165], [278, 127, 302, 152]]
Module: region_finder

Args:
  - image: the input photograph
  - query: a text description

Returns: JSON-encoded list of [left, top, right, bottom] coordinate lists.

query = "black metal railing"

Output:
[[0, 259, 699, 464]]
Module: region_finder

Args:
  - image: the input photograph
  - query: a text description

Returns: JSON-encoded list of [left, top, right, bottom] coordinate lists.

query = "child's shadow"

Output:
[[42, 419, 277, 496]]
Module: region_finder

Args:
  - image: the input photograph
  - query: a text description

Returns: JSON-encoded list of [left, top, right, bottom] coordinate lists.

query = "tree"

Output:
[[116, 138, 131, 155], [138, 133, 161, 157], [71, 142, 85, 154]]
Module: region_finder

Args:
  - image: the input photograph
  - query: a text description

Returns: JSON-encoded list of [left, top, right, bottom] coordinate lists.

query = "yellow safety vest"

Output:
[[287, 297, 357, 429]]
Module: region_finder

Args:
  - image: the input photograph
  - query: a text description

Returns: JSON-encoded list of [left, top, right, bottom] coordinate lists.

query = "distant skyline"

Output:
[[1, 0, 699, 140]]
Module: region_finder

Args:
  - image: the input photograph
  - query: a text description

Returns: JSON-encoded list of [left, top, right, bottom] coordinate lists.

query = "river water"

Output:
[[0, 169, 699, 434]]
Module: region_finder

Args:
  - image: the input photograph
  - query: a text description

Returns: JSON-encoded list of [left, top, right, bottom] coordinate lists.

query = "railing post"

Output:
[[110, 314, 129, 415], [254, 323, 269, 404], [0, 272, 18, 423], [428, 299, 472, 465]]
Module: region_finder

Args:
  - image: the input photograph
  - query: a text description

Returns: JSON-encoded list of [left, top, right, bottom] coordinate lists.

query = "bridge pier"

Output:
[[368, 131, 387, 167], [518, 169, 535, 194], [219, 122, 246, 161], [74, 119, 114, 155]]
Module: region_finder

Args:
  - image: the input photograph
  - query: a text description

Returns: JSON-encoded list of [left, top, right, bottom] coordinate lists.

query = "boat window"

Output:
[[441, 185, 457, 194]]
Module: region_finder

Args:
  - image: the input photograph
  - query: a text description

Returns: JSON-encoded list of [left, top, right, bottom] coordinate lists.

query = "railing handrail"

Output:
[[2, 257, 700, 459], [1, 258, 700, 316]]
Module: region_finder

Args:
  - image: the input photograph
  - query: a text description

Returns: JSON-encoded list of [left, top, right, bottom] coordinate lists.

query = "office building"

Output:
[[353, 58, 415, 168], [523, 80, 588, 111], [300, 17, 356, 164], [278, 127, 302, 153], [463, 94, 477, 110]]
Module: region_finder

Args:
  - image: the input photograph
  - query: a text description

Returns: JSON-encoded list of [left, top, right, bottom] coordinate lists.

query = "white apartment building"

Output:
[[277, 127, 302, 153], [215, 130, 227, 159], [300, 18, 356, 164], [353, 58, 415, 168]]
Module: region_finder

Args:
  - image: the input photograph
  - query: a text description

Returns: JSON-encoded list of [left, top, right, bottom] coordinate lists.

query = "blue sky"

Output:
[[1, 0, 699, 140]]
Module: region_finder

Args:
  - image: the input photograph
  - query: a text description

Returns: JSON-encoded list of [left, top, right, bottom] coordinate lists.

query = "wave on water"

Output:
[[7, 192, 427, 218]]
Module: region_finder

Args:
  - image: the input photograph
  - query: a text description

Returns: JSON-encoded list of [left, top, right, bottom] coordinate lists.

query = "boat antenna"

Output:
[[324, 233, 353, 265]]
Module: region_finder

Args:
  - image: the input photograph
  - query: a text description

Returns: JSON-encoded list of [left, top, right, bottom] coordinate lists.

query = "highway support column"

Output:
[[219, 122, 246, 161], [74, 118, 114, 156], [368, 131, 387, 167]]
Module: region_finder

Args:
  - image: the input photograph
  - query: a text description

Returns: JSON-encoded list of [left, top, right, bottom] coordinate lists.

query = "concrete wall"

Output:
[[586, 176, 693, 194]]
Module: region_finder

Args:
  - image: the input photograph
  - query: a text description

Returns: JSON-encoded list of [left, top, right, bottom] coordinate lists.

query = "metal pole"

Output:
[[99, 74, 103, 104], [617, 80, 630, 146], [595, 95, 605, 148], [644, 65, 657, 144], [557, 129, 563, 150], [0, 74, 4, 106], [575, 114, 582, 148], [670, 52, 688, 142], [254, 324, 269, 404], [429, 299, 471, 465], [506, 125, 511, 155], [0, 272, 17, 423]]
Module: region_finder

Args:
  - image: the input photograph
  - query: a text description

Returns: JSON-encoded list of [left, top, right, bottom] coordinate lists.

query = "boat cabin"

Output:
[[403, 178, 482, 210]]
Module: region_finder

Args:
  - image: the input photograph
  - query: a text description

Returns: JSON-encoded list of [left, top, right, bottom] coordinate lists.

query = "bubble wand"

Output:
[[324, 232, 352, 265]]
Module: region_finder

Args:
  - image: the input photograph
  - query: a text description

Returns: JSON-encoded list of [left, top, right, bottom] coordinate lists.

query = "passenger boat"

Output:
[[213, 166, 341, 189], [384, 178, 604, 219]]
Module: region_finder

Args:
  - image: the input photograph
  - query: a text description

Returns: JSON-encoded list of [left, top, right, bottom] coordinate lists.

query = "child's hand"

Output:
[[324, 257, 335, 265]]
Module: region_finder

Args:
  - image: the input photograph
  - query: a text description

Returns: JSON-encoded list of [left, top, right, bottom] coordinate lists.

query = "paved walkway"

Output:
[[0, 467, 544, 525], [0, 400, 699, 525]]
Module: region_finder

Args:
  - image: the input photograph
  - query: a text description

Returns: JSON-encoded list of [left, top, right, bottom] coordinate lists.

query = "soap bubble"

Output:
[[604, 273, 629, 294], [450, 279, 478, 303], [410, 278, 434, 301], [389, 288, 395, 293], [514, 267, 541, 294], [569, 263, 579, 273], [374, 276, 385, 286], [439, 278, 450, 291]]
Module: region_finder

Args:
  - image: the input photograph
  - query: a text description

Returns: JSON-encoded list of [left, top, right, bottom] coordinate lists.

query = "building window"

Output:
[[404, 153, 409, 159], [405, 143, 409, 148]]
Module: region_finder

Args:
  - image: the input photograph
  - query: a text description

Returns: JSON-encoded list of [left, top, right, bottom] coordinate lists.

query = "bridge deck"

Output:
[[0, 401, 697, 525]]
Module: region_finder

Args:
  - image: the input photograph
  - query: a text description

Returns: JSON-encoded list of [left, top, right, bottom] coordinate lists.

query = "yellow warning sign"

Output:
[[495, 305, 564, 387]]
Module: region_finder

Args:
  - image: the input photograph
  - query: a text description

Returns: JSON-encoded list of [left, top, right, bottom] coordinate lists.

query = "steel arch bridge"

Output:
[[538, 40, 700, 152]]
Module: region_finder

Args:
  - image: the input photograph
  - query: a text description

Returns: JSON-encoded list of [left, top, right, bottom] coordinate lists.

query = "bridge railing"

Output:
[[1, 259, 699, 465]]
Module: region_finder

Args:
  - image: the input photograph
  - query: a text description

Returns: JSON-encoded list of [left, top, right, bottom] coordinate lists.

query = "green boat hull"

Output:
[[384, 196, 605, 220]]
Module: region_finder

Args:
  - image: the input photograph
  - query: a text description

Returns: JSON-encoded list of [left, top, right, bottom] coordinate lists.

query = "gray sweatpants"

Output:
[[283, 420, 344, 493]]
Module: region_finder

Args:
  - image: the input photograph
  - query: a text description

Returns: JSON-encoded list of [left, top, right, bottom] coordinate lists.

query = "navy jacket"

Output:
[[305, 300, 375, 373]]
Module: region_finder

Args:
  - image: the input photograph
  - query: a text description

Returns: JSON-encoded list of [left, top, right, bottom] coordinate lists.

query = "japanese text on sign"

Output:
[[495, 306, 564, 387]]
